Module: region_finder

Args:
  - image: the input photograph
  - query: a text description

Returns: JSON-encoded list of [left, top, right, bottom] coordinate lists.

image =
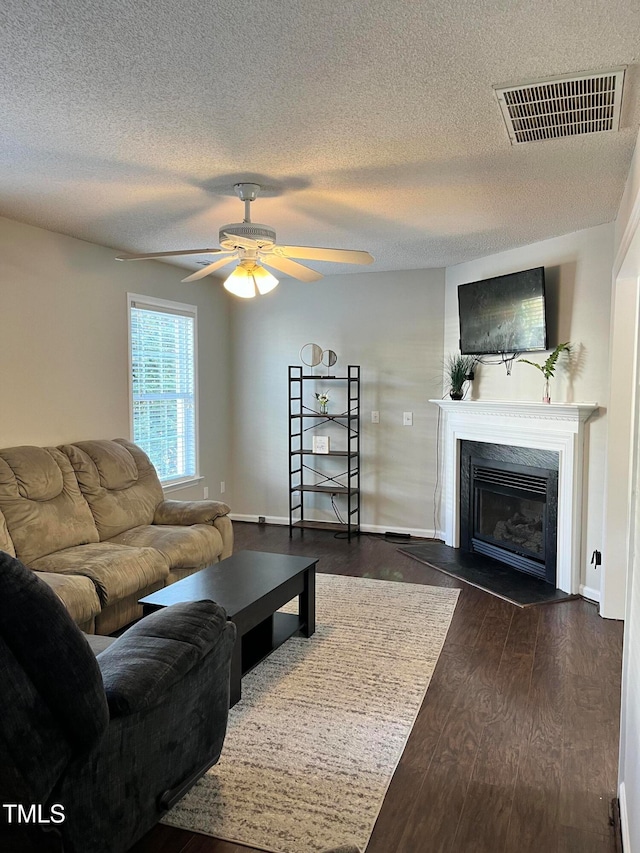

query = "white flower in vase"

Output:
[[314, 392, 330, 413]]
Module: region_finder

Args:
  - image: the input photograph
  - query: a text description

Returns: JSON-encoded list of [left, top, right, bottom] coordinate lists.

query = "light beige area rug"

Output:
[[163, 573, 459, 853]]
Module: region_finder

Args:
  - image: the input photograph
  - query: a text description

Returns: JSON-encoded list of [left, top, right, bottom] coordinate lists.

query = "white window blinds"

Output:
[[129, 297, 198, 483]]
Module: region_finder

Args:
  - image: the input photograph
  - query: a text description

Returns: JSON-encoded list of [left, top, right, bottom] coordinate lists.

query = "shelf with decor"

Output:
[[288, 364, 360, 540], [291, 450, 358, 458]]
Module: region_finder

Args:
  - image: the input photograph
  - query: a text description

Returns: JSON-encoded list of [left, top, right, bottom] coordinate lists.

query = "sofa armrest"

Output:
[[214, 514, 233, 560], [153, 499, 230, 526], [97, 600, 235, 717]]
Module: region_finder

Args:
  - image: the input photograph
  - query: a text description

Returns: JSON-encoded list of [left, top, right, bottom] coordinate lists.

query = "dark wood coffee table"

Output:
[[139, 550, 317, 706]]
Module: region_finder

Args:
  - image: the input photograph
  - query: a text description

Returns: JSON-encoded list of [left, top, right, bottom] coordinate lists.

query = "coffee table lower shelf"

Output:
[[242, 611, 302, 674]]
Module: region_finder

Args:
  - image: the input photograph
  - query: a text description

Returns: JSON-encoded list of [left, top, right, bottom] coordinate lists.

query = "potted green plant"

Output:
[[518, 342, 571, 403], [445, 353, 475, 400]]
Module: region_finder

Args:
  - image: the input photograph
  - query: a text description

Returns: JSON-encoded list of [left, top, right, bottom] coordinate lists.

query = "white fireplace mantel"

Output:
[[429, 399, 599, 593]]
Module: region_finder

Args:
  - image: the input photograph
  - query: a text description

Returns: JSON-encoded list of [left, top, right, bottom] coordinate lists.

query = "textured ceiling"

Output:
[[1, 0, 639, 279]]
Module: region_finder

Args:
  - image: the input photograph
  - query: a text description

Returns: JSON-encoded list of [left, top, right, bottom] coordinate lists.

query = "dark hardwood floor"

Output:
[[130, 522, 623, 853]]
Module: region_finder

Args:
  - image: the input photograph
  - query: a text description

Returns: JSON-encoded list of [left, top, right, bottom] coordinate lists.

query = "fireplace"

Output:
[[460, 441, 559, 585], [430, 399, 598, 594]]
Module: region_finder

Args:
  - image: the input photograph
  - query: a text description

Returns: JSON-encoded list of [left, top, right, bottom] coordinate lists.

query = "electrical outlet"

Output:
[[220, 481, 225, 494], [203, 486, 209, 499], [371, 410, 379, 423], [403, 411, 413, 426], [258, 515, 266, 524]]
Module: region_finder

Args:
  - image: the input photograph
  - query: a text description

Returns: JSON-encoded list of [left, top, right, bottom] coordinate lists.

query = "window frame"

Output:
[[127, 293, 201, 491]]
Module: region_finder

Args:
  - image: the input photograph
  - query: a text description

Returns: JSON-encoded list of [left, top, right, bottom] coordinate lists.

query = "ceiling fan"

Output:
[[116, 183, 374, 298]]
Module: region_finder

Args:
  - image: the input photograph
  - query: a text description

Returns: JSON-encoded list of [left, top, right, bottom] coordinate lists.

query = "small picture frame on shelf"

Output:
[[312, 435, 330, 454]]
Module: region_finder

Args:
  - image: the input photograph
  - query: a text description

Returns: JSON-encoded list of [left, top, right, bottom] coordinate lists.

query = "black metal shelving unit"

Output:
[[288, 364, 360, 540]]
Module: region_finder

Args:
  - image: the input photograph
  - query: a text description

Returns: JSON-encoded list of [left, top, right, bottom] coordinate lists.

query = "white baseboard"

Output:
[[580, 584, 601, 604], [229, 514, 288, 525], [619, 781, 630, 852], [228, 514, 441, 541], [360, 523, 439, 539]]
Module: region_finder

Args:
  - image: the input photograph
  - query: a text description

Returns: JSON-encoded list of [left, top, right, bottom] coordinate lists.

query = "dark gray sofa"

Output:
[[0, 550, 235, 853]]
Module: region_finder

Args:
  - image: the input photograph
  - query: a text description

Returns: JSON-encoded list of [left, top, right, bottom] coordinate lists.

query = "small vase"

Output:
[[320, 401, 328, 414], [543, 379, 551, 404], [450, 391, 464, 401]]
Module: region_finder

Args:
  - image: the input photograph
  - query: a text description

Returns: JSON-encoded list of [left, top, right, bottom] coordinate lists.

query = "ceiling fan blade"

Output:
[[277, 246, 374, 265], [181, 255, 237, 282], [261, 254, 323, 282], [116, 248, 227, 261], [223, 232, 259, 250]]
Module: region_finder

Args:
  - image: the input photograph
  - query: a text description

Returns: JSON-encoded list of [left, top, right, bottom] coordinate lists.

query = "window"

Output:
[[128, 294, 199, 485]]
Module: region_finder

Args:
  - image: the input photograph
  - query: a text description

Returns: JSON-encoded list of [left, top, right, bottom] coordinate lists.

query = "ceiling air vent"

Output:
[[494, 68, 625, 144]]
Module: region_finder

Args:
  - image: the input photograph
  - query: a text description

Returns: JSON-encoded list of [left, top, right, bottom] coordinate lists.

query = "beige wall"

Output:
[[0, 212, 617, 580], [228, 268, 446, 534], [604, 124, 640, 619], [0, 215, 231, 501], [444, 223, 615, 597], [615, 129, 640, 262], [612, 124, 640, 853]]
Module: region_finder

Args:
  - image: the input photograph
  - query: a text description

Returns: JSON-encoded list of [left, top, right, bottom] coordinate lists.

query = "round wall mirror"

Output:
[[300, 343, 323, 367]]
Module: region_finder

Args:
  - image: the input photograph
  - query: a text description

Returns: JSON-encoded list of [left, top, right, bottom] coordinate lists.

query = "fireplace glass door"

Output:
[[469, 458, 557, 582], [476, 488, 545, 559]]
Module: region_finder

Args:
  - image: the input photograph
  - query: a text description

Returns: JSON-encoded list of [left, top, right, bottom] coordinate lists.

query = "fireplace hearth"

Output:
[[460, 442, 559, 585]]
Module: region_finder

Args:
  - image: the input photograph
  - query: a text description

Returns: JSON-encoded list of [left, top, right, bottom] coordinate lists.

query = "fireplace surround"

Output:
[[430, 400, 598, 594]]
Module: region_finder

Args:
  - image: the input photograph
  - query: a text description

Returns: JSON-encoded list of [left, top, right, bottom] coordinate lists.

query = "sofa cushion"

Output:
[[86, 439, 139, 490], [0, 446, 100, 564], [35, 571, 102, 628], [5, 445, 64, 501], [30, 542, 170, 607], [154, 499, 230, 526], [108, 523, 224, 571], [61, 439, 164, 540]]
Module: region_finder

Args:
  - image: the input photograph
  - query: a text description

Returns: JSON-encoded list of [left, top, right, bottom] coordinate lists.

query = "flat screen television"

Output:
[[457, 266, 548, 355]]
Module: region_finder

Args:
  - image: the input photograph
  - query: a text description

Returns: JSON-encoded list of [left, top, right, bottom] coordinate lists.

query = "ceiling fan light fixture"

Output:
[[223, 261, 279, 298], [116, 182, 373, 290], [252, 264, 279, 295]]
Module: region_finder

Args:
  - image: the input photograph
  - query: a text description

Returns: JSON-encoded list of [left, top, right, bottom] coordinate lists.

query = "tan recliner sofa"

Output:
[[0, 439, 232, 634]]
